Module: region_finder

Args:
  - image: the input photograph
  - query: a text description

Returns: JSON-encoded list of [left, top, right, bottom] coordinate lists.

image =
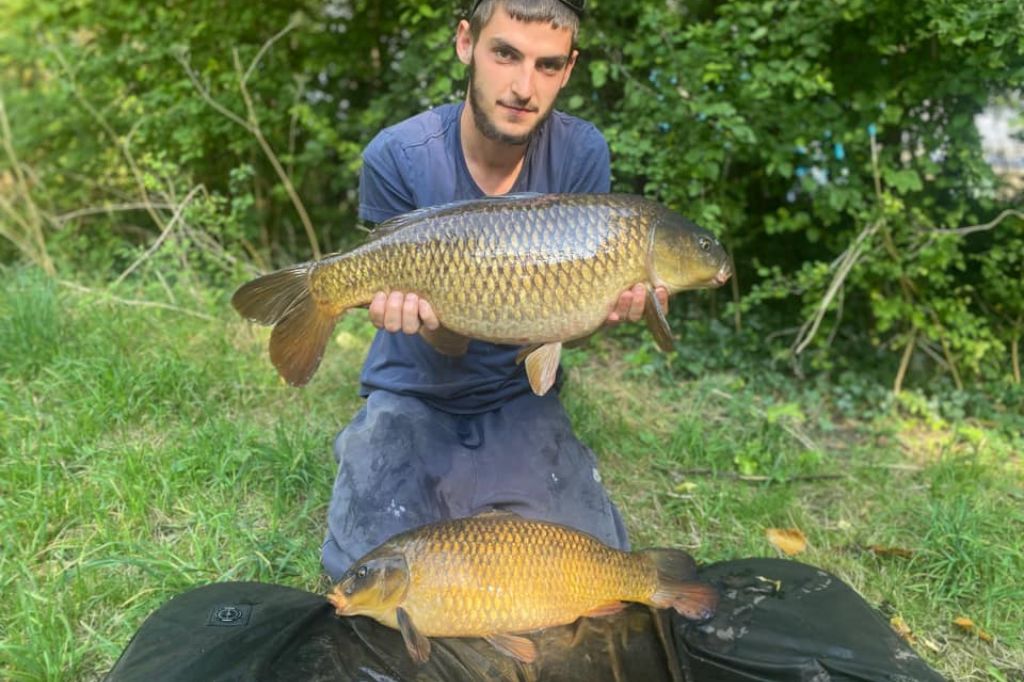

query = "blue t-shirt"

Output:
[[357, 102, 611, 414]]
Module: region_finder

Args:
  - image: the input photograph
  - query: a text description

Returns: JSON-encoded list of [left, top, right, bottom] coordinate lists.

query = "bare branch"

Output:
[[791, 132, 888, 356], [177, 24, 321, 260], [47, 44, 169, 238], [930, 209, 1024, 237], [176, 52, 251, 130], [792, 218, 883, 355], [231, 47, 321, 259], [893, 328, 917, 395], [54, 202, 178, 224], [244, 16, 301, 85], [113, 184, 207, 286], [0, 96, 55, 274]]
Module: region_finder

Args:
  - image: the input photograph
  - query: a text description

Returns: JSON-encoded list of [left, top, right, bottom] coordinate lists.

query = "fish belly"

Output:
[[398, 521, 655, 637], [313, 197, 651, 344]]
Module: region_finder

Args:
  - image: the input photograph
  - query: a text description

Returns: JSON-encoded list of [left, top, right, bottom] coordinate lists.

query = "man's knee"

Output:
[[321, 534, 355, 582]]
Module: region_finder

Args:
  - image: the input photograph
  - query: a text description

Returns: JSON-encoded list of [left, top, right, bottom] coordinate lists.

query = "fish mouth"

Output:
[[326, 587, 349, 614], [712, 264, 732, 286]]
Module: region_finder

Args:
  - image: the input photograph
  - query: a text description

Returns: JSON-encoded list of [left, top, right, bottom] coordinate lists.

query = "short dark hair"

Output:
[[469, 0, 580, 45]]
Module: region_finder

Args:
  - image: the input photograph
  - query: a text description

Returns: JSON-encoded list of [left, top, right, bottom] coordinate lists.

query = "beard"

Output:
[[468, 61, 554, 146]]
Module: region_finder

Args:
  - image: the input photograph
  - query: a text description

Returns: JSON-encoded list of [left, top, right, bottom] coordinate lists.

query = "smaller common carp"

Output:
[[326, 512, 718, 664]]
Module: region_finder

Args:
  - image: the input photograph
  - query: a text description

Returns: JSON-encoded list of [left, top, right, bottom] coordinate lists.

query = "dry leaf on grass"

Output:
[[867, 545, 915, 558], [953, 616, 994, 643], [765, 527, 807, 556], [890, 614, 916, 644]]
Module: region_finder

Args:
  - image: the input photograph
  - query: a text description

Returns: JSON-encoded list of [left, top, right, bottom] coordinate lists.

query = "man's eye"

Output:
[[495, 48, 514, 60]]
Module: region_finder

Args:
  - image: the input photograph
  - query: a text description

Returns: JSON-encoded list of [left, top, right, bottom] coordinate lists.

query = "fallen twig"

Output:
[[58, 280, 217, 322], [672, 467, 846, 484], [709, 388, 820, 452]]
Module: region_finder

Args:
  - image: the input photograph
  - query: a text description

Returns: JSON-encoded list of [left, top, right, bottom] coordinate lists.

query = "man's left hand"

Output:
[[605, 284, 669, 326]]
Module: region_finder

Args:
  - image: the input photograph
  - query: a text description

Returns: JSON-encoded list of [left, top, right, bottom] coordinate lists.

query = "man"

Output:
[[321, 0, 668, 580]]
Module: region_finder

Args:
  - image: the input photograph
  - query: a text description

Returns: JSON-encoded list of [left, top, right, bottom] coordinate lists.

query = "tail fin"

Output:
[[231, 265, 340, 386], [643, 548, 719, 622]]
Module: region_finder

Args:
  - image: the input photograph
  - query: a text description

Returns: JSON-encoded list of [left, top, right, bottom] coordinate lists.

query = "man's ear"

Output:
[[455, 19, 473, 65], [560, 49, 579, 88]]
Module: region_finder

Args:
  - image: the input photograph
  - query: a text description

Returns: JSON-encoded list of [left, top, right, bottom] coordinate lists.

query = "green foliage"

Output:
[[566, 0, 1024, 389], [1, 0, 1021, 388]]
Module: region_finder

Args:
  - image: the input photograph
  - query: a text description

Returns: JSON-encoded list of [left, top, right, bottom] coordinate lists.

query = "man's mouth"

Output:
[[497, 102, 537, 115]]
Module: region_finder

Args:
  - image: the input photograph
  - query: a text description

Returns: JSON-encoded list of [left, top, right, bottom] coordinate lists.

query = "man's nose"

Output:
[[510, 64, 535, 101]]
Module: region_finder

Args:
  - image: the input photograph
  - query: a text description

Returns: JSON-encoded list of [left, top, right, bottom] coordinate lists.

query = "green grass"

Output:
[[1, 266, 1022, 681]]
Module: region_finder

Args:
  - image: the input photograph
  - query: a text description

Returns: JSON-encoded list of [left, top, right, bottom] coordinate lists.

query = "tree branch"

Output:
[[113, 184, 207, 286], [48, 44, 169, 241], [0, 96, 55, 274], [176, 23, 321, 260], [54, 202, 178, 224], [930, 209, 1024, 237]]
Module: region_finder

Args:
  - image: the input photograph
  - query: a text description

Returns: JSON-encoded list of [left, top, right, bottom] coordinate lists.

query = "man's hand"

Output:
[[605, 284, 669, 326], [369, 291, 440, 334]]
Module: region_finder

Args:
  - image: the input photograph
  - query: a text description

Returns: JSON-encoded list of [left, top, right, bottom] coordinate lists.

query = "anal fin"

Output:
[[396, 607, 431, 663], [484, 632, 537, 663], [524, 342, 562, 396]]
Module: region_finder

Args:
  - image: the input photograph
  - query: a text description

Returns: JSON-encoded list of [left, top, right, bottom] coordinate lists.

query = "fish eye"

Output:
[[356, 565, 368, 578], [698, 237, 711, 251]]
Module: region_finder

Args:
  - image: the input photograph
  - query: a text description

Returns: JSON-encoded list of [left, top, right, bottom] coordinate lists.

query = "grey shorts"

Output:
[[321, 390, 630, 580]]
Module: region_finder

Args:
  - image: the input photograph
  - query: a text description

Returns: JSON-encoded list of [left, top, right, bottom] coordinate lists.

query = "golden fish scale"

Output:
[[309, 195, 651, 343], [391, 517, 658, 637]]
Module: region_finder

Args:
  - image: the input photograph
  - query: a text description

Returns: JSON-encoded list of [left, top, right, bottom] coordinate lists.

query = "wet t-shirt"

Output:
[[356, 102, 611, 414]]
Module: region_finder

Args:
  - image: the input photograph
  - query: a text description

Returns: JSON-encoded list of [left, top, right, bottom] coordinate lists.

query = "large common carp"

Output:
[[326, 512, 718, 664], [232, 192, 731, 394]]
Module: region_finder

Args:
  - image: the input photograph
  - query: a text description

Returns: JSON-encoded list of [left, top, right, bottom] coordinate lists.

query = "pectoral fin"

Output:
[[643, 286, 675, 352], [484, 633, 538, 663], [420, 324, 470, 356], [524, 342, 562, 396], [396, 607, 431, 663]]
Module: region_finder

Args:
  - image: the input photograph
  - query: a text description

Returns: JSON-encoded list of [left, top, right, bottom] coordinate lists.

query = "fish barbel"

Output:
[[232, 193, 731, 393], [325, 513, 718, 664]]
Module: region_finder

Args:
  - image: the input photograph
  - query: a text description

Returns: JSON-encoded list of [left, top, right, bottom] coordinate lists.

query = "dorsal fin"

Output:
[[362, 193, 547, 244]]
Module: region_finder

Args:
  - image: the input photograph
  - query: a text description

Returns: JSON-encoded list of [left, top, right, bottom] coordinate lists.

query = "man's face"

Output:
[[456, 7, 577, 145]]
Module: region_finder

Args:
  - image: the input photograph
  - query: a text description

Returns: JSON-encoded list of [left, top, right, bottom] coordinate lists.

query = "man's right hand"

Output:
[[369, 291, 440, 334]]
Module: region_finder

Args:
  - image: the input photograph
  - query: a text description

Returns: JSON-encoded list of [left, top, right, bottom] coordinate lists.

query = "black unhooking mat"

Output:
[[104, 558, 946, 681]]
